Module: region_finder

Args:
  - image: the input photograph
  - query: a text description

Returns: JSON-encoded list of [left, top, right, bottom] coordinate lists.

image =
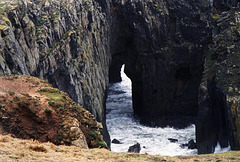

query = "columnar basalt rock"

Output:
[[110, 0, 212, 127], [0, 0, 111, 144], [213, 0, 239, 12], [197, 8, 240, 154], [1, 0, 240, 155]]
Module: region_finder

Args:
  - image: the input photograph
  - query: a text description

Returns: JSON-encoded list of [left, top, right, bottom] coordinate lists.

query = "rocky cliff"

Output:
[[0, 0, 111, 144], [1, 0, 240, 155], [109, 0, 212, 127], [197, 6, 240, 154], [0, 75, 106, 149]]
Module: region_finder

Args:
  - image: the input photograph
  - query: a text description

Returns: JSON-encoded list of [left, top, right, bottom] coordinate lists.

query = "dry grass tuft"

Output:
[[29, 145, 47, 152], [0, 136, 9, 142], [0, 134, 240, 161]]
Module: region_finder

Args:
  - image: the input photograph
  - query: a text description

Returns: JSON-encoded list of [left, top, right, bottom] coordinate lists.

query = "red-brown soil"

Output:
[[0, 75, 104, 149], [0, 75, 60, 142]]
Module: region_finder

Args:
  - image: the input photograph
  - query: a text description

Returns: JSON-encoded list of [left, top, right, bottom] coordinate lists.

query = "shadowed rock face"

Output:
[[213, 0, 239, 12], [110, 0, 212, 127], [1, 0, 240, 155], [197, 7, 240, 154]]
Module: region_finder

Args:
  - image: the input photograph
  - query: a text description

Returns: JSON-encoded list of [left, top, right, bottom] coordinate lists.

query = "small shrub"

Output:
[[48, 101, 54, 106], [48, 101, 60, 108], [13, 75, 18, 79], [58, 136, 63, 141], [58, 130, 63, 141], [58, 130, 63, 135], [97, 141, 107, 148], [44, 108, 52, 114], [89, 131, 98, 139]]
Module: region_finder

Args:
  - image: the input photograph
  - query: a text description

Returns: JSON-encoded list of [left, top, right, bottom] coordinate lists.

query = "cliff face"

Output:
[[0, 1, 112, 147], [1, 0, 240, 155], [213, 0, 239, 12], [197, 7, 240, 154], [110, 0, 212, 127], [0, 0, 111, 124]]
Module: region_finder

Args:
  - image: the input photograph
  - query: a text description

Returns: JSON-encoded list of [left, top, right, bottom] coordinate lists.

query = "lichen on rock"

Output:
[[197, 8, 240, 154]]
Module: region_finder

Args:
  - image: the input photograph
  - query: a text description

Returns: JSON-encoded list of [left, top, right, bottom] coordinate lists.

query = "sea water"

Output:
[[106, 65, 229, 156]]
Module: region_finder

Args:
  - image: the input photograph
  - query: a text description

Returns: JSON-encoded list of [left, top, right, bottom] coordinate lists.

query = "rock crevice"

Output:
[[109, 0, 211, 127]]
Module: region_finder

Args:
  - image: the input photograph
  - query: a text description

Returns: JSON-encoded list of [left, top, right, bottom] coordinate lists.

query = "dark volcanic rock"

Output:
[[1, 0, 240, 156], [180, 143, 188, 148], [110, 0, 212, 127], [128, 143, 141, 153], [112, 138, 121, 144], [197, 9, 240, 154], [188, 139, 197, 149], [0, 0, 111, 147], [213, 0, 239, 12], [168, 138, 178, 143]]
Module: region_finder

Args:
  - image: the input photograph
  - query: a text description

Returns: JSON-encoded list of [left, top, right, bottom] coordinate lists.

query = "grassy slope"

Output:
[[0, 134, 240, 162]]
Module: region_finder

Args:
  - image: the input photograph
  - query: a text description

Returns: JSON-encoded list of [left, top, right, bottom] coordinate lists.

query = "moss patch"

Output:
[[38, 87, 65, 106]]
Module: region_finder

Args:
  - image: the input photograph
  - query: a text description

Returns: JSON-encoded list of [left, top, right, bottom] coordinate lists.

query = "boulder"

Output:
[[128, 143, 141, 153], [112, 138, 121, 144], [168, 138, 178, 143], [180, 143, 188, 148], [188, 139, 197, 149]]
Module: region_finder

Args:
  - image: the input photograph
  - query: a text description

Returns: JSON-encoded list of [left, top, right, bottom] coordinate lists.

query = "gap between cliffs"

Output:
[[0, 0, 239, 155], [107, 0, 240, 154]]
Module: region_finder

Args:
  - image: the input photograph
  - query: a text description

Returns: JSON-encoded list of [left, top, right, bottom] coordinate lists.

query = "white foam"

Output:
[[214, 142, 231, 153], [106, 65, 197, 156]]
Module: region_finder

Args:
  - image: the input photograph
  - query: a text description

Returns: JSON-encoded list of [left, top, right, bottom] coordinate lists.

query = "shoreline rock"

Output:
[[128, 143, 141, 153]]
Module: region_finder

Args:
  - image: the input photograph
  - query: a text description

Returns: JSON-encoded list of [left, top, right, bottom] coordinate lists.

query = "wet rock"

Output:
[[180, 143, 188, 148], [112, 138, 121, 144], [128, 143, 141, 153], [110, 0, 212, 128], [188, 139, 197, 149], [168, 138, 178, 143]]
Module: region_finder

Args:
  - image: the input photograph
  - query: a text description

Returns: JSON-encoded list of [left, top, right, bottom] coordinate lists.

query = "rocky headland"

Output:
[[0, 0, 240, 156], [0, 75, 106, 149]]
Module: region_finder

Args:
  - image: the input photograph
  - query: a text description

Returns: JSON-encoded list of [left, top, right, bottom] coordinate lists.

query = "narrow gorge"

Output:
[[0, 0, 240, 155]]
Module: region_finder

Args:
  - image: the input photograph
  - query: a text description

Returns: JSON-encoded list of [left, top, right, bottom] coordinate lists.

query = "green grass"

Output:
[[48, 101, 61, 108], [44, 108, 52, 114], [89, 131, 98, 139], [97, 141, 107, 148], [38, 87, 65, 106]]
